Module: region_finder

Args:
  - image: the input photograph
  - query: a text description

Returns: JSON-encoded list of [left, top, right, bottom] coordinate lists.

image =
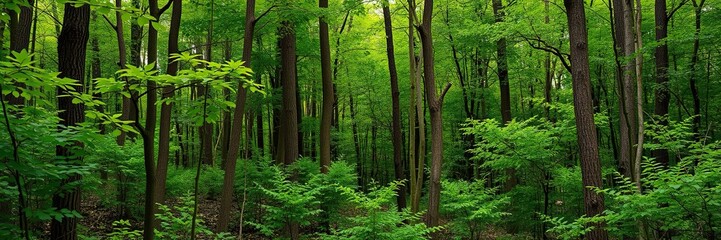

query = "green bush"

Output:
[[441, 179, 509, 239], [323, 181, 441, 240]]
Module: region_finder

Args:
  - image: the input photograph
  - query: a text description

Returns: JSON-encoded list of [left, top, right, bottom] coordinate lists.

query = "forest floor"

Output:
[[38, 195, 511, 239]]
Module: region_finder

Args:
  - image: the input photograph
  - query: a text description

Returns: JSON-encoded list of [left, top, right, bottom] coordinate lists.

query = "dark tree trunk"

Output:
[[220, 40, 233, 166], [319, 0, 333, 173], [492, 0, 517, 192], [155, 0, 181, 225], [381, 3, 407, 211], [5, 0, 33, 106], [217, 0, 256, 232], [51, 3, 90, 240], [689, 0, 704, 141], [564, 1, 609, 239], [279, 21, 299, 167], [653, 0, 670, 166]]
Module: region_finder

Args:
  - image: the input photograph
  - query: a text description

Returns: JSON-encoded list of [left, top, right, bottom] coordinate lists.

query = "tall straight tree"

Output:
[[319, 0, 332, 173], [155, 0, 181, 219], [612, 0, 638, 180], [492, 0, 516, 191], [199, 0, 214, 165], [381, 0, 407, 211], [279, 21, 299, 167], [417, 0, 451, 228], [653, 0, 670, 166], [51, 3, 90, 240], [217, 0, 257, 232], [563, 0, 609, 239], [689, 0, 705, 140], [407, 0, 426, 214]]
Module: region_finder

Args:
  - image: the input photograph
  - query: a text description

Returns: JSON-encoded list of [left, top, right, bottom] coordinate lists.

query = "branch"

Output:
[[102, 15, 118, 32], [253, 5, 276, 25], [439, 82, 452, 103], [517, 33, 571, 72], [667, 0, 691, 21], [158, 0, 173, 15]]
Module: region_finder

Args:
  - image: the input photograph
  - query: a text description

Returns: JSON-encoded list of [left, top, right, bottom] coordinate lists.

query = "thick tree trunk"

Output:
[[51, 4, 90, 240], [564, 1, 609, 239], [279, 21, 299, 167], [6, 0, 33, 106], [217, 0, 256, 232], [155, 0, 181, 226], [653, 0, 670, 166], [381, 2, 407, 211]]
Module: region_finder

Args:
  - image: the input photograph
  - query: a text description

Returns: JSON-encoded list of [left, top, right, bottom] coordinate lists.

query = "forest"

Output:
[[1, 0, 720, 239]]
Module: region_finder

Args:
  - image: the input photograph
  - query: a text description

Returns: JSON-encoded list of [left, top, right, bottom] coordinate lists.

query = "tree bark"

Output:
[[319, 0, 333, 174], [563, 1, 609, 239], [418, 0, 449, 229], [689, 0, 705, 141], [217, 0, 257, 232], [51, 3, 90, 240], [653, 0, 670, 166], [199, 1, 215, 166], [492, 0, 517, 192], [5, 0, 33, 106], [381, 1, 407, 211], [155, 0, 181, 226], [279, 21, 299, 167]]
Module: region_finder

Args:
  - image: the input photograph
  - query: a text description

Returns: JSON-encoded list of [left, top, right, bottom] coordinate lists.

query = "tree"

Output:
[[155, 0, 181, 224], [51, 3, 90, 240], [319, 0, 332, 175], [217, 0, 258, 232], [5, 0, 34, 106], [381, 0, 407, 212], [417, 0, 451, 228], [563, 0, 609, 239], [653, 0, 670, 166], [407, 0, 426, 214], [492, 0, 516, 192]]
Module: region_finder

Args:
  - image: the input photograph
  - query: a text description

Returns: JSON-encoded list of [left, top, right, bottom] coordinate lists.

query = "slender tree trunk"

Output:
[[492, 0, 517, 192], [653, 0, 670, 166], [279, 20, 300, 239], [381, 2, 407, 211], [689, 0, 704, 141], [220, 40, 233, 166], [319, 0, 333, 174], [418, 0, 450, 229], [408, 0, 426, 213], [217, 0, 256, 232], [155, 0, 181, 226], [51, 4, 90, 240], [139, 0, 164, 237], [564, 1, 609, 239], [199, 1, 215, 166]]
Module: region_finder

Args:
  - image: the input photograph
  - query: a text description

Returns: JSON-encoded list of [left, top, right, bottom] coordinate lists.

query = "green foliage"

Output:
[[247, 162, 322, 238], [547, 120, 721, 239], [323, 181, 441, 240], [440, 179, 509, 239], [107, 220, 142, 240]]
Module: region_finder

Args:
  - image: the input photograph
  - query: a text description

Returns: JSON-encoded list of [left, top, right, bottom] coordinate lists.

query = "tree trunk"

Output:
[[155, 0, 181, 226], [408, 0, 426, 213], [652, 0, 670, 166], [51, 4, 90, 240], [319, 0, 333, 174], [563, 1, 609, 239], [5, 0, 33, 106], [418, 0, 449, 229], [279, 21, 299, 167], [381, 2, 407, 211], [199, 1, 215, 166], [689, 0, 704, 141], [217, 0, 256, 232], [492, 0, 517, 192]]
